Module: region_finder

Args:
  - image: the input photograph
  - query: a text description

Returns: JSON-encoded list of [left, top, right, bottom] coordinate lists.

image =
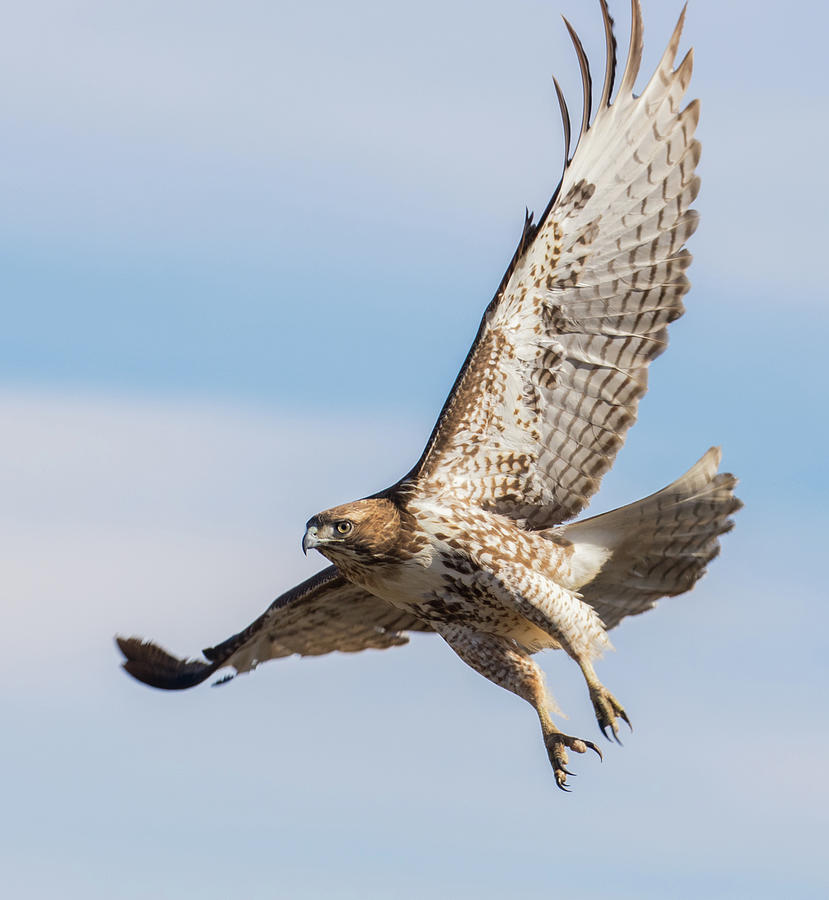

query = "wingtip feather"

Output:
[[562, 16, 593, 144], [619, 0, 644, 96], [598, 0, 618, 109], [552, 76, 572, 166], [116, 634, 216, 691], [667, 3, 687, 64]]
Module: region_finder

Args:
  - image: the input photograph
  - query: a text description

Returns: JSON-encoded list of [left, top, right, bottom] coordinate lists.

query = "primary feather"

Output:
[[118, 567, 431, 690], [406, 1, 700, 529]]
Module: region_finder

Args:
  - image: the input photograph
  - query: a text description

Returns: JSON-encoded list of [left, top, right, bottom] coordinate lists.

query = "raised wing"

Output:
[[402, 1, 699, 528], [117, 566, 432, 690]]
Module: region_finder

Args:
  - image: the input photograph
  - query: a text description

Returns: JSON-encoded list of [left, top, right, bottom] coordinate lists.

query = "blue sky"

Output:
[[2, 2, 828, 898]]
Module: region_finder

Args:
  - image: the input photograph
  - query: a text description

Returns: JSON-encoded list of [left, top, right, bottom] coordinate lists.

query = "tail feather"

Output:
[[560, 447, 742, 629]]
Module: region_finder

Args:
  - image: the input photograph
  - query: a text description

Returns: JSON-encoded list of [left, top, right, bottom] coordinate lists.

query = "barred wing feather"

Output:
[[406, 1, 699, 528], [116, 566, 432, 690]]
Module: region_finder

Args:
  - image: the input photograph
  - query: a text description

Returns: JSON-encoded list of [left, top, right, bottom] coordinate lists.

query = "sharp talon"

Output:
[[600, 724, 612, 741], [613, 731, 623, 746], [560, 765, 575, 776], [557, 780, 572, 793], [585, 740, 602, 760], [620, 710, 632, 730]]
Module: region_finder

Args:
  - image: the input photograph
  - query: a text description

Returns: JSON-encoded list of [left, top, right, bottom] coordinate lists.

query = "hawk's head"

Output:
[[302, 498, 404, 564]]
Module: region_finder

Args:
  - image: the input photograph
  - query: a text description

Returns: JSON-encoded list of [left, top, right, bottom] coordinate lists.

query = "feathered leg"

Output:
[[439, 625, 601, 790], [497, 584, 630, 744]]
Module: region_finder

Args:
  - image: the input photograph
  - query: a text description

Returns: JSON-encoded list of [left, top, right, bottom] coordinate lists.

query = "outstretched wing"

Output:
[[402, 1, 699, 529], [117, 566, 433, 690]]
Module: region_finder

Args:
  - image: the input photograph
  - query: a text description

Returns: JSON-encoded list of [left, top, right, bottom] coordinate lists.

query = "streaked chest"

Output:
[[346, 502, 571, 619]]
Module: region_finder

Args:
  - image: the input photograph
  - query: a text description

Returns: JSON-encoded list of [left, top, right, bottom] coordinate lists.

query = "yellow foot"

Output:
[[544, 731, 603, 792], [589, 685, 632, 744]]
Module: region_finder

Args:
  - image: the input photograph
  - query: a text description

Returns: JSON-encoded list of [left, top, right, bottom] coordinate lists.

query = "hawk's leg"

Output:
[[439, 625, 601, 790], [575, 657, 632, 743], [506, 594, 632, 744]]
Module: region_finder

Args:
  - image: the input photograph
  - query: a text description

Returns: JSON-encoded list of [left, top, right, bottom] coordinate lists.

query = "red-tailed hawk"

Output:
[[118, 0, 741, 790]]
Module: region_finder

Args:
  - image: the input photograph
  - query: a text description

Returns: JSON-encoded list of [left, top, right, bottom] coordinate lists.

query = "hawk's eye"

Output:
[[335, 521, 352, 535]]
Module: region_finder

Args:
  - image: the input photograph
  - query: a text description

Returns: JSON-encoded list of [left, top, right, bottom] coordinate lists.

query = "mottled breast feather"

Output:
[[400, 1, 699, 529]]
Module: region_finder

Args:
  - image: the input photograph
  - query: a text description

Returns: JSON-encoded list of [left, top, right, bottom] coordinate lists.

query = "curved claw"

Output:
[[547, 731, 603, 788], [556, 778, 572, 793], [599, 718, 624, 744], [620, 709, 633, 731]]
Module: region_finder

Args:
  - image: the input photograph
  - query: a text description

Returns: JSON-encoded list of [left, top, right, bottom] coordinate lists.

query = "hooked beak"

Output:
[[302, 526, 320, 556]]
